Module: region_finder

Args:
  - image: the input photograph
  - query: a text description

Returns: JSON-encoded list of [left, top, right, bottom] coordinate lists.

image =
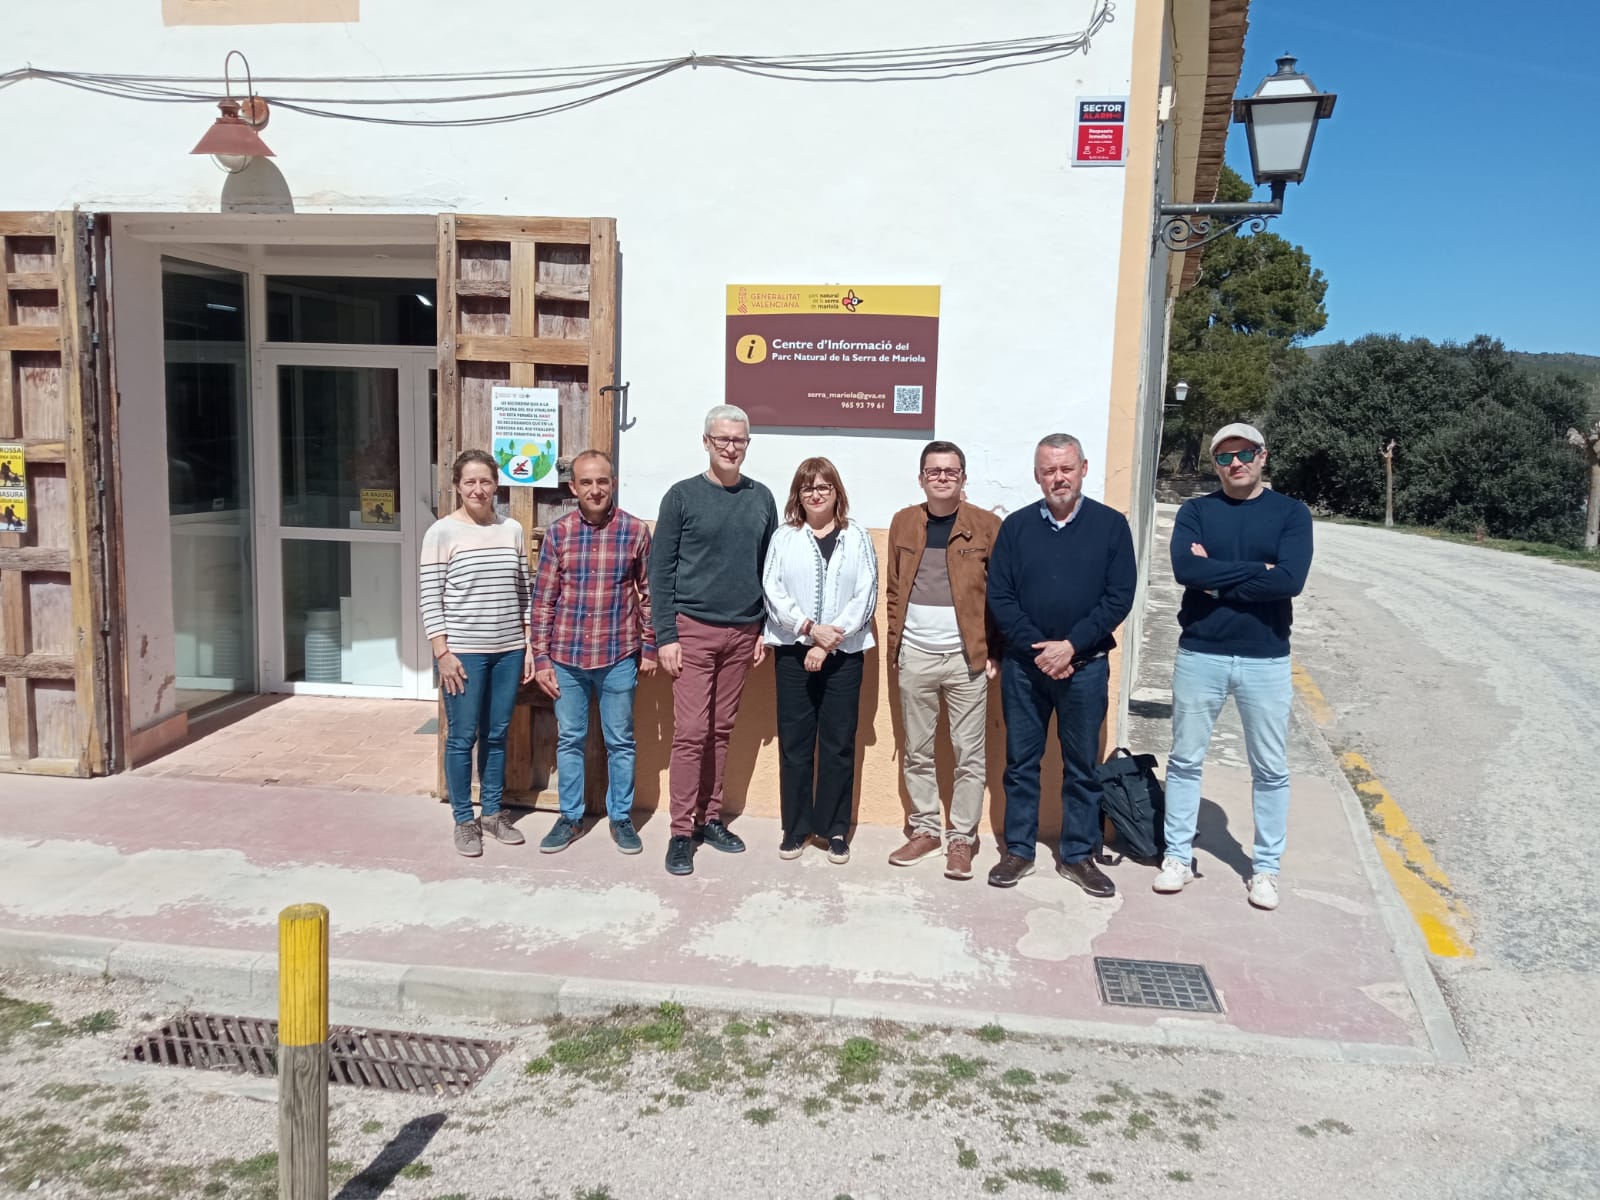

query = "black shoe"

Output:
[[665, 835, 695, 876], [695, 819, 746, 854], [779, 834, 807, 860], [987, 853, 1036, 888], [1057, 856, 1116, 897], [826, 836, 851, 865]]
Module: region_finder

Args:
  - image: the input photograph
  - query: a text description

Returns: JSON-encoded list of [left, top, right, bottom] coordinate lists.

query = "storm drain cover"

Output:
[[125, 1011, 505, 1095], [1094, 957, 1222, 1014]]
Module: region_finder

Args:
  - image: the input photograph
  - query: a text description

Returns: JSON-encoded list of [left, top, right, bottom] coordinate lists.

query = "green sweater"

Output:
[[650, 473, 778, 645]]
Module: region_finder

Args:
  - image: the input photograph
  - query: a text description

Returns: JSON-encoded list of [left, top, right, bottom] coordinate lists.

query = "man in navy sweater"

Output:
[[987, 434, 1136, 895], [1157, 421, 1314, 911]]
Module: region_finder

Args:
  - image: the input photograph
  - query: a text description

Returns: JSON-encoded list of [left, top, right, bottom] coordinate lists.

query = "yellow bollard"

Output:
[[278, 903, 329, 1200]]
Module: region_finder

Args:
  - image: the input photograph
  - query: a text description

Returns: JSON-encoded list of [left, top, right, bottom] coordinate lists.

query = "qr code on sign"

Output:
[[893, 385, 924, 414]]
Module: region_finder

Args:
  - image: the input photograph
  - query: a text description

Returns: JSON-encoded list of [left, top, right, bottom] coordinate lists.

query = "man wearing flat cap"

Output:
[[1157, 422, 1313, 911]]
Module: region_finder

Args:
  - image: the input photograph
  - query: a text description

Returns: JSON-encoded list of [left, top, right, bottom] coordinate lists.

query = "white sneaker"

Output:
[[1152, 857, 1194, 894], [1248, 872, 1280, 910]]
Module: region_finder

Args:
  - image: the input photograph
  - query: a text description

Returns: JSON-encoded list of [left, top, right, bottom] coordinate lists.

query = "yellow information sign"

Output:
[[360, 488, 396, 525], [0, 443, 25, 534]]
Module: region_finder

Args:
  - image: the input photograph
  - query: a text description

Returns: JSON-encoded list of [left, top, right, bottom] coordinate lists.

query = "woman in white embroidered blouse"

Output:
[[761, 456, 878, 864]]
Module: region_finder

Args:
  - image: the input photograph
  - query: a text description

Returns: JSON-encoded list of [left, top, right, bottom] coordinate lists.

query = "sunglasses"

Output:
[[1214, 448, 1261, 466]]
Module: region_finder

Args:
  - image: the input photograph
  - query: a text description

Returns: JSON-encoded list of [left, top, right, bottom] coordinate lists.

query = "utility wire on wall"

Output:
[[0, 1, 1114, 127]]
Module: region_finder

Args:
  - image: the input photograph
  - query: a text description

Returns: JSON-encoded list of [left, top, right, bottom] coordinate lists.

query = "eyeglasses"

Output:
[[921, 467, 963, 480], [800, 483, 835, 495], [1214, 448, 1261, 466], [707, 435, 750, 449]]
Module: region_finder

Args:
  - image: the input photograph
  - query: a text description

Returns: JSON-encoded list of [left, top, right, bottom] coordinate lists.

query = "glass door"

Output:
[[162, 258, 257, 715], [256, 348, 433, 698]]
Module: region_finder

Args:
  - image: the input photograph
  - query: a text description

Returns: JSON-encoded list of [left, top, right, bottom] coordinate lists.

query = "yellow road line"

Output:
[[1291, 662, 1335, 726], [1293, 663, 1474, 958]]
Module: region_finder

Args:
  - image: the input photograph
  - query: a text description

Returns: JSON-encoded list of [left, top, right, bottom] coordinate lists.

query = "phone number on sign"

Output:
[[808, 391, 887, 411]]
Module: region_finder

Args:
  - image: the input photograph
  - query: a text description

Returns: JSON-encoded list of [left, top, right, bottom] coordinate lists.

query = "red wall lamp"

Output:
[[191, 50, 274, 173]]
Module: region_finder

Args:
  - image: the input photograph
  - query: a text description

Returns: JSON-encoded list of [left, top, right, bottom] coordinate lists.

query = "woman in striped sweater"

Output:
[[420, 449, 535, 857]]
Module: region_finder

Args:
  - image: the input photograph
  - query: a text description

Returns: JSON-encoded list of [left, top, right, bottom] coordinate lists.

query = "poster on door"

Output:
[[0, 442, 25, 533], [490, 387, 561, 487]]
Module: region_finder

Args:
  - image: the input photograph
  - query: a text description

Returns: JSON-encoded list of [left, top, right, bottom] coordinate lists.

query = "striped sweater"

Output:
[[419, 514, 532, 654]]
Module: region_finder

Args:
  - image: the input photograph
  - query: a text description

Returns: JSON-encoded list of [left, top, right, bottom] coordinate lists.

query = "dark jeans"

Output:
[[441, 648, 525, 824], [999, 655, 1108, 864], [773, 645, 865, 841]]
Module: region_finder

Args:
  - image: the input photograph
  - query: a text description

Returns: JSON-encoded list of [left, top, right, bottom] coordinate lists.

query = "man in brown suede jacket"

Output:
[[884, 440, 1002, 881]]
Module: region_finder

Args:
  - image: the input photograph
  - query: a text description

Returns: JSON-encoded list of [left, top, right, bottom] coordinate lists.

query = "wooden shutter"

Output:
[[0, 213, 118, 777], [434, 215, 620, 803]]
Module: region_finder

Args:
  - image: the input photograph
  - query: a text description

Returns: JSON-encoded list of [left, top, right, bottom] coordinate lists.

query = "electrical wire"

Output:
[[0, 1, 1114, 127]]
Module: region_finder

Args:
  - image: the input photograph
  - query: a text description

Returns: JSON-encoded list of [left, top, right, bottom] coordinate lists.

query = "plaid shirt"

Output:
[[530, 505, 656, 673]]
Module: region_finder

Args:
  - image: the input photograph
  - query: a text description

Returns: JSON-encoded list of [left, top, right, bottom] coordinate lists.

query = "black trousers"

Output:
[[772, 644, 865, 841]]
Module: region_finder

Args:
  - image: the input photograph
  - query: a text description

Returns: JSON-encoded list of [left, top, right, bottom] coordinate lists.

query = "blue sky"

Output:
[[1223, 3, 1598, 355]]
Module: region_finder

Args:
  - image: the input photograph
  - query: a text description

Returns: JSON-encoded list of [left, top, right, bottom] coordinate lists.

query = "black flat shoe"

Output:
[[695, 819, 746, 853], [987, 853, 1036, 888], [665, 834, 695, 876]]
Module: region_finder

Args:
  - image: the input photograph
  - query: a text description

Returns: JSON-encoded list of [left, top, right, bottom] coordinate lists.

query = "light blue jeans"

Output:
[[441, 649, 525, 825], [1164, 649, 1292, 874], [552, 656, 639, 823]]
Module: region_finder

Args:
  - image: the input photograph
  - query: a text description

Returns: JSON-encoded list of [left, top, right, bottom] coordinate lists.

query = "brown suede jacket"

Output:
[[884, 500, 1002, 674]]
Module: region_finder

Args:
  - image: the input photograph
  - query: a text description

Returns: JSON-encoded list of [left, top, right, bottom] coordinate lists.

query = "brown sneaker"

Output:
[[944, 840, 975, 880], [1057, 857, 1116, 897], [889, 832, 943, 867], [480, 812, 525, 845], [453, 818, 483, 858]]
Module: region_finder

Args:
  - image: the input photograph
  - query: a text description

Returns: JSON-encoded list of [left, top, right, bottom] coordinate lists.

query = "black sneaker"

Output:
[[610, 818, 643, 855], [665, 834, 695, 876], [826, 836, 851, 865], [695, 819, 746, 854], [779, 834, 807, 860]]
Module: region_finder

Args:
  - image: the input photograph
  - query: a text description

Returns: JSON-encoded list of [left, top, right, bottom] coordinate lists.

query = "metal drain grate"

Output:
[[125, 1012, 504, 1095], [1094, 957, 1222, 1013]]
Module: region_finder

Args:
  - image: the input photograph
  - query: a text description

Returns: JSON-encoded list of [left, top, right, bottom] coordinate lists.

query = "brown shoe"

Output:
[[889, 832, 943, 867], [944, 840, 974, 881], [1057, 857, 1116, 897], [987, 853, 1036, 888]]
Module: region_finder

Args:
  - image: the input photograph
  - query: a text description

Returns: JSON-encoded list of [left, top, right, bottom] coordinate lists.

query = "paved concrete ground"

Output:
[[135, 696, 437, 797], [0, 533, 1452, 1061]]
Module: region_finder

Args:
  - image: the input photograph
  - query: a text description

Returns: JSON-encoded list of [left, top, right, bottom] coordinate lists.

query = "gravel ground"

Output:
[[0, 965, 1586, 1200]]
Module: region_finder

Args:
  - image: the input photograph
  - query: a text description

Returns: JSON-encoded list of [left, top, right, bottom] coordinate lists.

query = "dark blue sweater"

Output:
[[1171, 488, 1314, 658], [988, 498, 1137, 666]]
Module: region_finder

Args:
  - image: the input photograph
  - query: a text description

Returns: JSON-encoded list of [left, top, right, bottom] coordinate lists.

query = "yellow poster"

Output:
[[360, 488, 396, 526], [0, 443, 25, 534]]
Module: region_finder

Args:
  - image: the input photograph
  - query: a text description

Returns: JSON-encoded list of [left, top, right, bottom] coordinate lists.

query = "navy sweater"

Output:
[[988, 498, 1137, 667], [1171, 488, 1314, 658]]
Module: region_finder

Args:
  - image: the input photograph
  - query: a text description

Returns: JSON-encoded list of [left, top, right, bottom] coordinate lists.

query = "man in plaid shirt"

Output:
[[530, 449, 657, 855]]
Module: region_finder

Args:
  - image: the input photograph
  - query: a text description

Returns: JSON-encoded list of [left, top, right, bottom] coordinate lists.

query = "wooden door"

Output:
[[434, 215, 619, 803], [0, 212, 118, 776]]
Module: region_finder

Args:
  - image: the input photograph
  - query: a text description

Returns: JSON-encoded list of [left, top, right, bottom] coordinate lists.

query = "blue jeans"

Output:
[[1164, 649, 1292, 874], [1000, 655, 1109, 864], [552, 656, 639, 823], [441, 649, 525, 824]]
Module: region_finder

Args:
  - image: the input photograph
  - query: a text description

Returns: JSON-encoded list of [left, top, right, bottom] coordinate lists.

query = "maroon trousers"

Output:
[[669, 615, 762, 836]]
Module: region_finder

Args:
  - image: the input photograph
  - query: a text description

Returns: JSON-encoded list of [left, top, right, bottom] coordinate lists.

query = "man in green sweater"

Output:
[[651, 405, 779, 876]]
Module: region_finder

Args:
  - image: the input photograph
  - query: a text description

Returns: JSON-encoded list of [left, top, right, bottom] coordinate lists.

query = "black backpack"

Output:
[[1097, 747, 1166, 862]]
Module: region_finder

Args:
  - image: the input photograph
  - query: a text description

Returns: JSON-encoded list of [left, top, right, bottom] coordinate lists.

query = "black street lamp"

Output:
[[1157, 54, 1337, 252]]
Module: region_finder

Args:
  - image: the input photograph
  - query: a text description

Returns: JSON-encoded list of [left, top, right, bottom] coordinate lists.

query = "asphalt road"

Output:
[[1288, 519, 1600, 1191], [1131, 508, 1600, 1197]]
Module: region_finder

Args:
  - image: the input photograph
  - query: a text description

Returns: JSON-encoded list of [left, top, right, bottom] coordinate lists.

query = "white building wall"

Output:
[[5, 0, 1143, 526]]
